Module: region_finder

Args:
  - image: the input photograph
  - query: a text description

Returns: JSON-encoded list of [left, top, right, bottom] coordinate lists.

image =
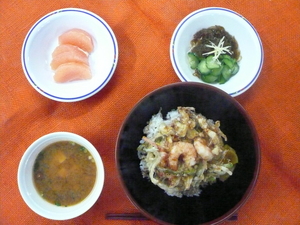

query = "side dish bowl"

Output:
[[116, 82, 260, 225], [21, 8, 118, 102], [170, 7, 264, 97], [18, 132, 105, 220]]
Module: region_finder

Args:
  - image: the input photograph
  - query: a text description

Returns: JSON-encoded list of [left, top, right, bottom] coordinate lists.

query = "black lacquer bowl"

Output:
[[116, 82, 260, 225]]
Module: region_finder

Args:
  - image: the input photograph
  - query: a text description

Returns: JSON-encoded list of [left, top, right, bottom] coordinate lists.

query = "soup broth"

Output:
[[33, 141, 97, 206]]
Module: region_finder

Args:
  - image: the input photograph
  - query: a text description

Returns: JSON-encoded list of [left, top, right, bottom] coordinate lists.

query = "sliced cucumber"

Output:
[[206, 55, 221, 69], [188, 52, 200, 70], [222, 65, 233, 81], [223, 58, 235, 69], [222, 54, 232, 60], [231, 64, 239, 75], [210, 64, 224, 76], [219, 74, 227, 84], [201, 74, 219, 83], [197, 59, 211, 75], [187, 51, 240, 84]]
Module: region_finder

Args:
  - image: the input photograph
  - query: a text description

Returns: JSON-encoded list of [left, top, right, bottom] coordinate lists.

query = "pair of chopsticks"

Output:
[[106, 213, 149, 220], [106, 213, 238, 221]]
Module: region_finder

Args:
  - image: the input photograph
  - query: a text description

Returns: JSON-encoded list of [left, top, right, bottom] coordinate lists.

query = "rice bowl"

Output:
[[116, 82, 260, 225]]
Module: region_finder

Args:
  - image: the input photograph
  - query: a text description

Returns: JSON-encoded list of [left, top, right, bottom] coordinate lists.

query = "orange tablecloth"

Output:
[[1, 1, 299, 224]]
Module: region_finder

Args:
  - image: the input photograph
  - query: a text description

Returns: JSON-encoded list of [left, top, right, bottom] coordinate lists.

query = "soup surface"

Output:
[[33, 141, 96, 206]]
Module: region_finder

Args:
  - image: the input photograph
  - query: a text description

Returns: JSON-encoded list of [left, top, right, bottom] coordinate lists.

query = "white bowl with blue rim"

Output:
[[170, 7, 264, 97], [18, 132, 105, 220], [21, 8, 118, 102]]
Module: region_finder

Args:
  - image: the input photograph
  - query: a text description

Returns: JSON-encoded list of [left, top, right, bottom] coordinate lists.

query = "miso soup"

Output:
[[33, 141, 97, 206]]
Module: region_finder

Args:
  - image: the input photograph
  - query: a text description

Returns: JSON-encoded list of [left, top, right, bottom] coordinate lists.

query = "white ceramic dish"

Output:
[[21, 8, 118, 102], [170, 7, 264, 97], [18, 132, 105, 220]]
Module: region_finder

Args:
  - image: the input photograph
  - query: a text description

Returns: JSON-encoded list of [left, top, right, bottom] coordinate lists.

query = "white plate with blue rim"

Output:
[[21, 8, 118, 102], [170, 7, 263, 97]]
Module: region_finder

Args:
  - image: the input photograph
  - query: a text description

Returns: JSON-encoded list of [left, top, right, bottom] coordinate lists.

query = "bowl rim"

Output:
[[17, 131, 105, 220], [170, 7, 264, 97], [115, 82, 261, 225], [21, 8, 118, 102]]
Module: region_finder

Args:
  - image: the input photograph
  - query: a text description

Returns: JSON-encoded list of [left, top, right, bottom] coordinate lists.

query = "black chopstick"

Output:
[[106, 213, 238, 221], [106, 213, 149, 220]]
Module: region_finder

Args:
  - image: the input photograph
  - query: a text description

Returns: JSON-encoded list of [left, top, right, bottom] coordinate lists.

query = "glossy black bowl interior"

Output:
[[116, 82, 260, 225]]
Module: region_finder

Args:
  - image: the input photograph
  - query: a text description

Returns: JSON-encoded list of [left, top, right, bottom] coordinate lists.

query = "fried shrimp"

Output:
[[137, 107, 238, 197], [193, 138, 213, 161], [168, 142, 197, 170]]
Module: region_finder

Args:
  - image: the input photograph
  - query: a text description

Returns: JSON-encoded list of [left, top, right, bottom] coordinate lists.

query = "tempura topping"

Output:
[[137, 107, 238, 197]]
